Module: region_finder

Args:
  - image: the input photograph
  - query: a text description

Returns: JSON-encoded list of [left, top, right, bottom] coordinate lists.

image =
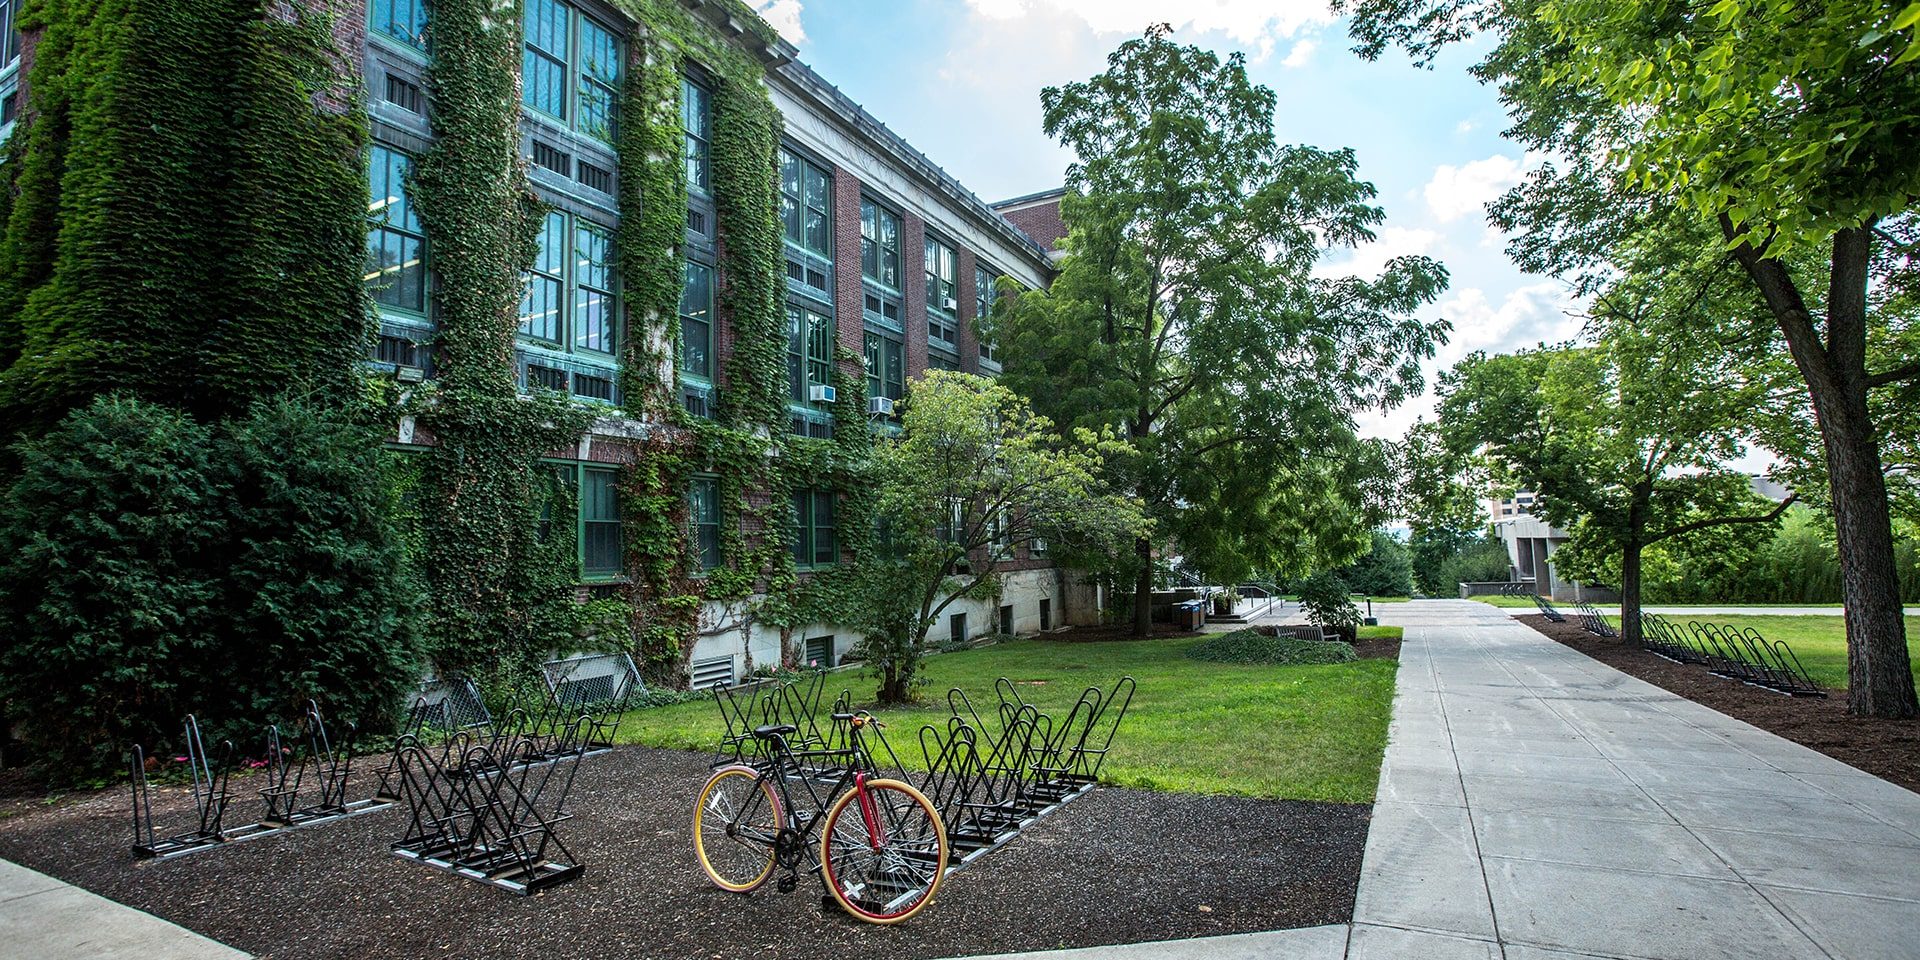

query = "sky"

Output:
[[750, 0, 1591, 443]]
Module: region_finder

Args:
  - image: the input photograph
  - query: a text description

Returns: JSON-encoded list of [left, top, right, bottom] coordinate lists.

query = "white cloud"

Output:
[[1422, 152, 1541, 223], [1354, 282, 1585, 442], [1280, 38, 1317, 68], [1454, 119, 1474, 135], [1314, 226, 1440, 281], [963, 0, 1333, 52], [750, 0, 806, 44]]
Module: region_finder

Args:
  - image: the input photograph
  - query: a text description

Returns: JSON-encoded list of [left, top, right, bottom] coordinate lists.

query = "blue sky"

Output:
[[752, 0, 1589, 440]]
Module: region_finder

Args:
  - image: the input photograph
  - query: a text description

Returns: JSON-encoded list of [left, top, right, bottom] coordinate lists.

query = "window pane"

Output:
[[519, 212, 566, 342], [522, 0, 568, 118], [786, 305, 806, 402], [691, 478, 721, 570], [367, 146, 427, 314], [373, 0, 428, 50], [683, 79, 710, 194], [791, 490, 810, 566], [581, 468, 621, 575], [578, 17, 620, 139], [680, 261, 712, 378], [807, 309, 833, 395], [812, 491, 836, 565], [574, 222, 614, 354]]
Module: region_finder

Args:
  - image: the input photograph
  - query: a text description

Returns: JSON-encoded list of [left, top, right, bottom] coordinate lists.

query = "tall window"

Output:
[[580, 466, 622, 578], [577, 18, 619, 140], [689, 477, 721, 571], [925, 237, 958, 349], [522, 0, 569, 119], [781, 150, 831, 258], [367, 146, 427, 317], [518, 210, 618, 356], [680, 261, 714, 380], [370, 0, 427, 50], [523, 0, 620, 140], [520, 212, 567, 344], [792, 490, 837, 568], [684, 78, 712, 195], [864, 332, 903, 403], [975, 264, 999, 363], [860, 199, 900, 290], [787, 306, 834, 404]]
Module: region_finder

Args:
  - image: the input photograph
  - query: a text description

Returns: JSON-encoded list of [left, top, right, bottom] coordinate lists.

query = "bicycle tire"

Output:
[[819, 778, 949, 924], [692, 764, 782, 893]]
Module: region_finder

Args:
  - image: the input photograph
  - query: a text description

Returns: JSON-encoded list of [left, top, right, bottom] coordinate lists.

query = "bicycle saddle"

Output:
[[753, 723, 798, 739]]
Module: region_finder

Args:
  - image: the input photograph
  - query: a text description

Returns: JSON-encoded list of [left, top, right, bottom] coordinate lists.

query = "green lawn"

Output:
[[1672, 615, 1920, 691], [615, 636, 1397, 803], [1469, 595, 1545, 608], [1358, 625, 1404, 640]]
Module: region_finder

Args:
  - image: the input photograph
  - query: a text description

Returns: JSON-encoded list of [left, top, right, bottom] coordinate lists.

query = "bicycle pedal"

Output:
[[777, 875, 798, 894]]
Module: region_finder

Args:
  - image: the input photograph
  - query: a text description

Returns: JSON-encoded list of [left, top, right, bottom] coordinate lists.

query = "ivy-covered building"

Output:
[[0, 0, 1065, 687]]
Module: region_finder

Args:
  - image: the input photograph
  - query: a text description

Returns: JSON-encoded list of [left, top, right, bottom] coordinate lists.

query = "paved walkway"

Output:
[[955, 600, 1920, 960], [0, 858, 246, 960]]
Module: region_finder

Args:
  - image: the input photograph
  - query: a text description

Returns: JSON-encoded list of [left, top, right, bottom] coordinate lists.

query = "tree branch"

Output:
[[1646, 493, 1797, 545], [1867, 363, 1920, 389]]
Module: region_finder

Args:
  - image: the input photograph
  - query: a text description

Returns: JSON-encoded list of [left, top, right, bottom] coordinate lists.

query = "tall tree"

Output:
[[1438, 331, 1791, 645], [997, 27, 1449, 635], [1341, 0, 1920, 716], [859, 372, 1139, 702]]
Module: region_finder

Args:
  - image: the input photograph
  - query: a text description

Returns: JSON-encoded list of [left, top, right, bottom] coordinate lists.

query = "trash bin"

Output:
[[1178, 601, 1205, 631]]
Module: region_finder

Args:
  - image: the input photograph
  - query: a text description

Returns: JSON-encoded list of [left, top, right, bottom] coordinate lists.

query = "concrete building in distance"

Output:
[[1487, 475, 1791, 602]]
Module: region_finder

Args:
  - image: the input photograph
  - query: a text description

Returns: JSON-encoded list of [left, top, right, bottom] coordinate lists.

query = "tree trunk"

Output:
[[1619, 484, 1649, 647], [1132, 535, 1153, 638], [1819, 393, 1915, 716], [1728, 223, 1917, 718]]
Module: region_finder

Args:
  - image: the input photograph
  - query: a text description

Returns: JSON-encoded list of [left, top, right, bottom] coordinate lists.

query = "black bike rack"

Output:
[[131, 716, 233, 859], [389, 734, 585, 895], [129, 703, 392, 860], [1533, 594, 1567, 622], [1636, 613, 1826, 697], [1575, 602, 1619, 638]]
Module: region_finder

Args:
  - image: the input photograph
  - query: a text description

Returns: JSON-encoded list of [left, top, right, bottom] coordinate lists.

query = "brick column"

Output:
[[901, 213, 928, 380], [955, 247, 979, 375], [833, 167, 865, 375]]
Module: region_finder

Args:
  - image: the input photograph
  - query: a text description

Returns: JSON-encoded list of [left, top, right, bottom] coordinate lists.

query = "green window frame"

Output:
[[367, 145, 428, 318], [370, 0, 426, 51], [689, 475, 721, 571], [780, 149, 832, 259], [860, 199, 900, 290], [792, 489, 838, 568], [786, 304, 833, 405], [580, 465, 622, 578], [517, 210, 618, 358], [684, 77, 712, 196], [975, 263, 999, 363], [680, 260, 714, 381], [522, 0, 620, 141], [864, 331, 903, 402], [0, 0, 18, 64], [925, 236, 958, 351]]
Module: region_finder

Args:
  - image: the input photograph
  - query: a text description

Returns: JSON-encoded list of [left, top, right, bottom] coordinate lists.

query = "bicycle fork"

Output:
[[854, 772, 888, 850]]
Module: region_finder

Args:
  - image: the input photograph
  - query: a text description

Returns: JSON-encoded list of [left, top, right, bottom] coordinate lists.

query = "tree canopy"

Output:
[[995, 26, 1449, 634]]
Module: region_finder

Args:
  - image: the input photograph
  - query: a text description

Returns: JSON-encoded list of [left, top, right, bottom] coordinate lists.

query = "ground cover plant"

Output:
[[1187, 629, 1356, 666], [618, 634, 1397, 802]]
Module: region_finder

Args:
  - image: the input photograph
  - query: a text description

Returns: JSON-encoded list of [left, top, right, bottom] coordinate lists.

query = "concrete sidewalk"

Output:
[[947, 599, 1920, 960], [0, 858, 248, 960]]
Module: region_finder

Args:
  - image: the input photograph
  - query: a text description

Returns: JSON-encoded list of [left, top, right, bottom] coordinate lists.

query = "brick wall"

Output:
[[901, 213, 928, 379], [955, 246, 979, 374], [832, 165, 865, 384], [999, 197, 1067, 251]]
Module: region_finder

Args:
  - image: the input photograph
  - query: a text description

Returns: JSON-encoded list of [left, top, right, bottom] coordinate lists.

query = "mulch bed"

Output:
[[1352, 638, 1402, 661], [0, 746, 1369, 959], [1518, 614, 1920, 791]]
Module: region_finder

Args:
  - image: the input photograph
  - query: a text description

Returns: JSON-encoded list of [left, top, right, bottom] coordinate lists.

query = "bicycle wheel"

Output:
[[693, 764, 782, 893], [819, 778, 949, 924]]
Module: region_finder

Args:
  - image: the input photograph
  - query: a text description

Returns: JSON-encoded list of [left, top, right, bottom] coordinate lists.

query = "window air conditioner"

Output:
[[868, 396, 896, 416], [808, 384, 837, 404]]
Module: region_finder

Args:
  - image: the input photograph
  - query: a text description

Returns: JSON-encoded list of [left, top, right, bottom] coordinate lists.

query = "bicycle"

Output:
[[692, 711, 949, 924]]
